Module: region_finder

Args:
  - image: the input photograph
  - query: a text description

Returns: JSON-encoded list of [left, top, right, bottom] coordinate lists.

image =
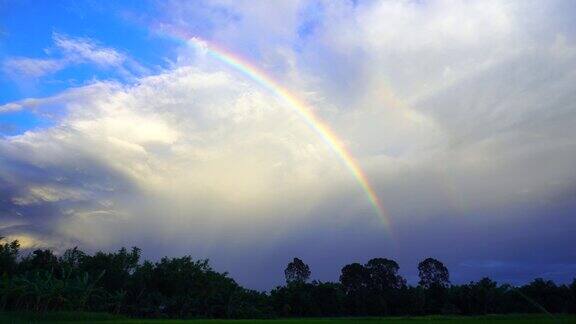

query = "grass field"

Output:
[[1, 313, 575, 324]]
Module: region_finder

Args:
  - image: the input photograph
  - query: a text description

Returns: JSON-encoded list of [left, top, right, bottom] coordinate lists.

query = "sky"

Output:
[[1, 0, 575, 290]]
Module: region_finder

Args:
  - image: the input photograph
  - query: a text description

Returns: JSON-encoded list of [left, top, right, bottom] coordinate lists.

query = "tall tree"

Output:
[[418, 258, 450, 313], [365, 258, 407, 315], [418, 258, 450, 289], [19, 249, 60, 274], [339, 263, 370, 315], [339, 263, 368, 295], [0, 237, 19, 276], [365, 258, 406, 290], [284, 258, 311, 284], [570, 278, 576, 313]]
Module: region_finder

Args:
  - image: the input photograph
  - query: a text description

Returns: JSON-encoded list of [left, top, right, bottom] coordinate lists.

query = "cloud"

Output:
[[0, 65, 363, 254], [2, 57, 67, 78], [53, 33, 126, 67], [0, 81, 119, 113], [11, 185, 88, 206], [1, 0, 576, 288], [2, 33, 144, 79]]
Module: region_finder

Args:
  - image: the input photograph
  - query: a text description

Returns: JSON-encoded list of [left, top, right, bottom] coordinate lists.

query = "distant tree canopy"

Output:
[[339, 263, 368, 295], [0, 237, 574, 318], [284, 258, 311, 284], [0, 237, 19, 276], [366, 258, 406, 291], [418, 257, 450, 289], [337, 258, 408, 316]]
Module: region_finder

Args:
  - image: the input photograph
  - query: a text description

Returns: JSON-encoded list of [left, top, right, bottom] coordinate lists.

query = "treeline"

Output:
[[1, 238, 575, 318]]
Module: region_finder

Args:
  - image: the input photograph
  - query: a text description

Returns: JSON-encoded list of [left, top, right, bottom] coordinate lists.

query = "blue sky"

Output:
[[1, 3, 182, 106], [1, 0, 576, 290], [0, 1, 173, 133]]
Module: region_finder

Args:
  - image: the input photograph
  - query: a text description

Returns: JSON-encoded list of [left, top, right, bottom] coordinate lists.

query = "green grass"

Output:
[[0, 313, 575, 324]]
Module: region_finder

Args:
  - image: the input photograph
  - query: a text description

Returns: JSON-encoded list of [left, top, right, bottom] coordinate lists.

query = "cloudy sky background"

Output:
[[1, 0, 575, 289]]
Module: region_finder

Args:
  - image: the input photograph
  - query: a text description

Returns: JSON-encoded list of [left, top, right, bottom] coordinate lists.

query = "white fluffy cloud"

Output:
[[53, 33, 126, 67], [0, 64, 369, 250], [2, 33, 143, 79], [1, 0, 576, 287], [2, 57, 66, 78]]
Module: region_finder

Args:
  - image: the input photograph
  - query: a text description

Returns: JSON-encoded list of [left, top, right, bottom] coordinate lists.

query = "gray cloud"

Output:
[[1, 0, 575, 289]]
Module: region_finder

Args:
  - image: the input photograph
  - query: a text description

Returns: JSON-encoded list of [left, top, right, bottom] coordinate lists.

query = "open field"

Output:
[[1, 313, 575, 324]]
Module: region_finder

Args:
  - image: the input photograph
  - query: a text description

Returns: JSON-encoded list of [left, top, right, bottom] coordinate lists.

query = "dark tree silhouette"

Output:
[[284, 257, 311, 284], [19, 249, 59, 274], [0, 237, 575, 318], [570, 279, 576, 313], [339, 263, 368, 295], [339, 263, 370, 315], [521, 278, 570, 314], [418, 258, 450, 313], [0, 237, 19, 276], [418, 257, 450, 289], [364, 258, 407, 315], [365, 258, 406, 290]]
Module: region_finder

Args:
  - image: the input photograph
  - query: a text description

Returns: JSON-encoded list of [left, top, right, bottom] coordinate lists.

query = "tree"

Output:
[[310, 281, 346, 316], [81, 247, 141, 294], [418, 258, 450, 314], [365, 258, 406, 291], [418, 258, 450, 289], [0, 237, 19, 276], [284, 258, 311, 285], [339, 263, 368, 294], [339, 263, 369, 315], [59, 247, 86, 273], [570, 278, 576, 313], [520, 278, 571, 313], [365, 258, 407, 315], [19, 249, 60, 274], [3, 242, 576, 318], [467, 277, 501, 314]]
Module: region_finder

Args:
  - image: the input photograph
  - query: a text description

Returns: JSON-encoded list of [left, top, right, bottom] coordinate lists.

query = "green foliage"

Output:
[[418, 258, 450, 289], [0, 237, 574, 319], [284, 258, 311, 285], [270, 281, 345, 317], [337, 258, 409, 316], [0, 313, 575, 323], [0, 237, 20, 276]]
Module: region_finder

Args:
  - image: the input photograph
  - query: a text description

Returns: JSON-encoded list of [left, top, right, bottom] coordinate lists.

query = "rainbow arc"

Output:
[[158, 29, 391, 230]]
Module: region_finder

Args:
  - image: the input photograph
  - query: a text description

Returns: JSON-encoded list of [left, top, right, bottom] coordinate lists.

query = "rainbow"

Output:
[[157, 28, 390, 229]]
